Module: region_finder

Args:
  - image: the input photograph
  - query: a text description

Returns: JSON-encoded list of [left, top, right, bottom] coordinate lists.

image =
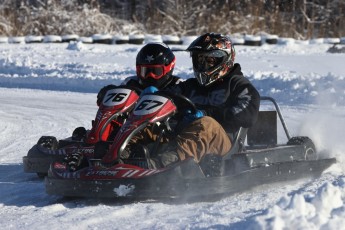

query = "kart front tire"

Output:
[[37, 136, 58, 150]]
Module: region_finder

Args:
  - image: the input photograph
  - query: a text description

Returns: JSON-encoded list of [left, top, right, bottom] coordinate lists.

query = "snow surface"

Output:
[[0, 41, 345, 230]]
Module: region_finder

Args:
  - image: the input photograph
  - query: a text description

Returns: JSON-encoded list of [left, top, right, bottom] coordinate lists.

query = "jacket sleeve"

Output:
[[225, 83, 260, 129], [204, 76, 260, 131]]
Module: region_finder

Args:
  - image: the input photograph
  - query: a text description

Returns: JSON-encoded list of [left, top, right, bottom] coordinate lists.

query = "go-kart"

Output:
[[23, 85, 140, 178], [44, 92, 336, 199]]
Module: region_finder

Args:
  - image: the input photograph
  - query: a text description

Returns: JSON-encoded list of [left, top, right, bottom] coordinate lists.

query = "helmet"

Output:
[[187, 33, 235, 87], [136, 42, 176, 89]]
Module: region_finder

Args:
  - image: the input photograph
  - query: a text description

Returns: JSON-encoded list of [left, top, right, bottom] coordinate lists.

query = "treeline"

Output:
[[0, 0, 344, 39]]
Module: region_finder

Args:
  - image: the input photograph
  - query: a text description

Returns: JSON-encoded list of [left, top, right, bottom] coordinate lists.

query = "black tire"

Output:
[[287, 136, 317, 160], [72, 127, 87, 141], [37, 136, 59, 150]]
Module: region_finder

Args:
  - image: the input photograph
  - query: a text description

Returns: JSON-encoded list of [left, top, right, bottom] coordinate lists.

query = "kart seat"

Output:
[[247, 110, 277, 147]]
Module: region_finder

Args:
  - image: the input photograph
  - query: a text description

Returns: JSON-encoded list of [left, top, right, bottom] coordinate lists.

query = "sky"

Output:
[[0, 39, 345, 229]]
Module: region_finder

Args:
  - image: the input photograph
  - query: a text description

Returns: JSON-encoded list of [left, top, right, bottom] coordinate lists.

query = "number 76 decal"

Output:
[[102, 88, 131, 107]]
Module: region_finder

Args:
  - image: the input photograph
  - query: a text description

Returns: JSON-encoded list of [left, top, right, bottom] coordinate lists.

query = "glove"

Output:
[[140, 86, 158, 96], [196, 104, 223, 120], [63, 153, 85, 172], [183, 109, 205, 123]]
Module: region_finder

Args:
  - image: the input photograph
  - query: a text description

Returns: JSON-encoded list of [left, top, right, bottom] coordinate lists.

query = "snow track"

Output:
[[0, 42, 345, 229], [0, 88, 343, 230], [0, 88, 96, 163]]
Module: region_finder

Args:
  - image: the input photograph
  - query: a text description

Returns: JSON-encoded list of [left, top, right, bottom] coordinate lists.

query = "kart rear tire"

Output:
[[287, 136, 317, 160], [37, 136, 58, 150]]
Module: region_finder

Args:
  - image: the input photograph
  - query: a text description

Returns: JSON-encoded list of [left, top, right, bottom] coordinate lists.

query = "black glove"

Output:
[[97, 84, 117, 106], [63, 153, 86, 172]]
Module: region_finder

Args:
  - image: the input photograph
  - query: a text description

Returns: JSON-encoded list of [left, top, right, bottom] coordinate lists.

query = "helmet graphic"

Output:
[[187, 33, 235, 87]]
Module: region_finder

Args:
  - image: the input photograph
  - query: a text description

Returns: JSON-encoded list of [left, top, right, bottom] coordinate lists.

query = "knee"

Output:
[[188, 116, 223, 132], [178, 116, 226, 139]]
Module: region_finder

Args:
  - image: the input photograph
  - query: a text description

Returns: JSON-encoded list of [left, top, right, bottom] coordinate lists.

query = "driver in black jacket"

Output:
[[157, 33, 260, 175]]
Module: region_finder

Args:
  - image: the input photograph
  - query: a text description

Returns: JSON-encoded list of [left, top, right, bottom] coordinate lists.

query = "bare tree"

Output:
[[0, 0, 344, 39]]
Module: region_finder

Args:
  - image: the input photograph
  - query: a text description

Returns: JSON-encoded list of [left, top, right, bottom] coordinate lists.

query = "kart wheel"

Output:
[[37, 136, 58, 150], [72, 127, 87, 141], [287, 136, 317, 160]]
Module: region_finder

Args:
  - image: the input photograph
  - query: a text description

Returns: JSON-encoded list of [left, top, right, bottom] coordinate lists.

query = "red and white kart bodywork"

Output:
[[23, 86, 140, 177]]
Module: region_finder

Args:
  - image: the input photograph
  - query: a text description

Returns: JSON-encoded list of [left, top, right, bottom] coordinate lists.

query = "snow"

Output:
[[162, 35, 181, 43], [25, 36, 44, 43], [9, 36, 25, 44], [43, 35, 62, 43], [0, 40, 345, 229], [244, 35, 261, 42], [181, 36, 198, 45], [62, 34, 79, 41], [92, 34, 113, 41], [144, 34, 163, 43]]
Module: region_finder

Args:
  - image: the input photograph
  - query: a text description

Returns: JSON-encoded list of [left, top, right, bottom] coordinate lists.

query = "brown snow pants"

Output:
[[132, 116, 232, 164], [175, 116, 232, 163]]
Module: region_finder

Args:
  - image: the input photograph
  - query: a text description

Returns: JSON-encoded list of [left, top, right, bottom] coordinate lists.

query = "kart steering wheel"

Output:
[[156, 91, 197, 114], [153, 91, 198, 125]]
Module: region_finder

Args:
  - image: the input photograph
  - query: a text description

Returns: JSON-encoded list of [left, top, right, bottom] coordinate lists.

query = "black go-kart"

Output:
[[45, 92, 336, 200]]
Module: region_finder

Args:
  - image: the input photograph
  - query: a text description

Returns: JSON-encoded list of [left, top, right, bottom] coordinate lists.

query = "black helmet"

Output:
[[136, 42, 176, 89], [187, 33, 235, 87]]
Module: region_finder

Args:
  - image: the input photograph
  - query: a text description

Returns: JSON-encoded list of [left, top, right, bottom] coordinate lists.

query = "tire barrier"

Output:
[[92, 34, 113, 44], [43, 35, 62, 43], [114, 35, 129, 44], [1, 34, 343, 47], [128, 34, 144, 44]]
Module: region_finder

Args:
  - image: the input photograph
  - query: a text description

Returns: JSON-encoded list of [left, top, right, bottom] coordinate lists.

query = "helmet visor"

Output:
[[192, 50, 227, 72]]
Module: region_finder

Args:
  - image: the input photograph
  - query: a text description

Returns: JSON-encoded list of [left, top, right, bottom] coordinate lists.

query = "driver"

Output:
[[171, 33, 259, 175], [72, 42, 180, 141], [66, 42, 180, 171]]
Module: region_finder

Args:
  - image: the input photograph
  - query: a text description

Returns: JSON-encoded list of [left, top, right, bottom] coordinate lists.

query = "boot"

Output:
[[158, 150, 179, 167]]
